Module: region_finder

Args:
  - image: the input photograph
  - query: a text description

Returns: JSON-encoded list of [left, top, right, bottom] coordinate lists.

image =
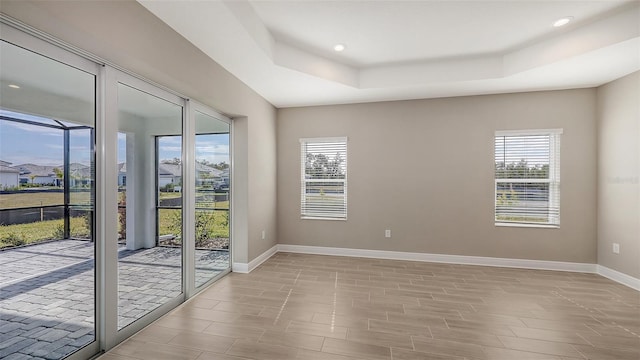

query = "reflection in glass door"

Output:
[[194, 111, 231, 288], [157, 135, 183, 250], [0, 40, 97, 359], [116, 83, 183, 330]]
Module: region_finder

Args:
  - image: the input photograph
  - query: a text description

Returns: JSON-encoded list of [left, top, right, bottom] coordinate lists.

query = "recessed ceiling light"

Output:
[[333, 44, 346, 52], [8, 84, 20, 89], [553, 17, 573, 27]]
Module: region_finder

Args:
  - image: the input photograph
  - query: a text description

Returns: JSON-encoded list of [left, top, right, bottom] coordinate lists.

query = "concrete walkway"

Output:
[[0, 240, 229, 360]]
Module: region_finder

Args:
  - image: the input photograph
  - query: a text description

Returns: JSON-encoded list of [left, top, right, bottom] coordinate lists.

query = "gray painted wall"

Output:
[[4, 1, 636, 278], [278, 89, 598, 264], [596, 71, 640, 278], [1, 0, 278, 264]]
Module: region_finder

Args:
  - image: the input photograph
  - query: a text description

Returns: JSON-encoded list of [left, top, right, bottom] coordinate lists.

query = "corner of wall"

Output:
[[595, 71, 640, 280]]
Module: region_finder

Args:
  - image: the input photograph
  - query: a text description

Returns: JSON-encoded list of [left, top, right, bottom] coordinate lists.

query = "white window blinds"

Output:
[[495, 129, 562, 227], [300, 137, 347, 220]]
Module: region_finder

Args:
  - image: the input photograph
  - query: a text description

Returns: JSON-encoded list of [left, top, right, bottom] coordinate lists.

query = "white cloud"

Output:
[[46, 144, 90, 151], [159, 136, 182, 145], [160, 146, 182, 152], [196, 144, 229, 155], [2, 121, 62, 136], [1, 153, 62, 166]]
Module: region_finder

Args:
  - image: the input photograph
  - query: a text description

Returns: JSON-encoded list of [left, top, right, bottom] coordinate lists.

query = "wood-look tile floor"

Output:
[[101, 252, 640, 360]]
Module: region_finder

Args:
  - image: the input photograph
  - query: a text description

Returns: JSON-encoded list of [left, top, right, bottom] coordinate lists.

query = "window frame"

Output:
[[300, 137, 348, 221], [494, 129, 562, 228]]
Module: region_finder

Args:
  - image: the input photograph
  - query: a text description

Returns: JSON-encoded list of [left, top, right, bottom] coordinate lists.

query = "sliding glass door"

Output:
[[115, 82, 184, 330], [1, 19, 233, 359], [0, 37, 99, 359]]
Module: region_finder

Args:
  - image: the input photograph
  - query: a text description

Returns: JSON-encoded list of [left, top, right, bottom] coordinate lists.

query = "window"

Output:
[[300, 137, 347, 220], [495, 129, 562, 227]]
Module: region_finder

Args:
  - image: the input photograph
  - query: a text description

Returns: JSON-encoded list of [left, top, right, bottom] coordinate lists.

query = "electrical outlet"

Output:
[[613, 243, 620, 254], [385, 229, 391, 238], [261, 230, 266, 240]]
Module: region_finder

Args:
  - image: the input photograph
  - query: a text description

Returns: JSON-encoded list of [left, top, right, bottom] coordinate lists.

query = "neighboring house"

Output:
[[69, 163, 91, 187], [15, 163, 60, 185], [195, 162, 223, 186], [0, 161, 19, 188], [117, 162, 127, 187], [158, 162, 182, 188], [14, 162, 92, 187], [118, 161, 224, 189], [220, 168, 230, 187]]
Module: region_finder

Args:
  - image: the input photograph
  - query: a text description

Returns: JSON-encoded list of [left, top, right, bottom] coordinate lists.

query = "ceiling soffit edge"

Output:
[[222, 1, 639, 89]]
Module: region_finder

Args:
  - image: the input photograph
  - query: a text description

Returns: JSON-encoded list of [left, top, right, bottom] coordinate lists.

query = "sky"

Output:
[[156, 134, 230, 165], [1, 110, 230, 167], [0, 110, 83, 166]]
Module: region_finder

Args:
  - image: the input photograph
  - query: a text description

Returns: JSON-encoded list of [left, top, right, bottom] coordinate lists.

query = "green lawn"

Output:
[[0, 191, 91, 208], [0, 216, 90, 248], [0, 192, 63, 208], [1, 190, 229, 248], [159, 192, 181, 200], [0, 209, 228, 249], [195, 200, 229, 209], [158, 208, 229, 239], [1, 191, 228, 208]]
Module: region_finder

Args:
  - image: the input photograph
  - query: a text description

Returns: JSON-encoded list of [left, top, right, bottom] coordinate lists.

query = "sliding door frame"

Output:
[[1, 15, 236, 358], [106, 70, 187, 346]]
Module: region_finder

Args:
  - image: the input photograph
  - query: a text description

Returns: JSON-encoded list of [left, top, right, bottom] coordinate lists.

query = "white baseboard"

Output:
[[232, 244, 278, 274], [232, 244, 640, 292], [277, 244, 597, 273], [597, 265, 640, 291]]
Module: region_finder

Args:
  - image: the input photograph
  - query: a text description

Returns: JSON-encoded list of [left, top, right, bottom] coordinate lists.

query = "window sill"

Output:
[[495, 222, 559, 229], [301, 216, 347, 221]]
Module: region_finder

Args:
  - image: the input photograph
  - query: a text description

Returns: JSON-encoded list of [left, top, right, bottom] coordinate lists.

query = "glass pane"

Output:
[[117, 83, 183, 330], [0, 41, 96, 359], [195, 111, 230, 287], [157, 135, 182, 247], [302, 140, 347, 219], [69, 128, 94, 239], [496, 182, 551, 223], [495, 135, 551, 179]]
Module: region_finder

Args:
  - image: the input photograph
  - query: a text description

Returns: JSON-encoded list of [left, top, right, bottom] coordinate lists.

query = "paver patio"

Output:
[[0, 240, 229, 359]]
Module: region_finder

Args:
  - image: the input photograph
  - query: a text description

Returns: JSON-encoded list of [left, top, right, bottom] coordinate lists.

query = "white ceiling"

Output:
[[0, 39, 182, 124], [0, 40, 95, 125], [251, 0, 629, 66], [139, 0, 640, 108]]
